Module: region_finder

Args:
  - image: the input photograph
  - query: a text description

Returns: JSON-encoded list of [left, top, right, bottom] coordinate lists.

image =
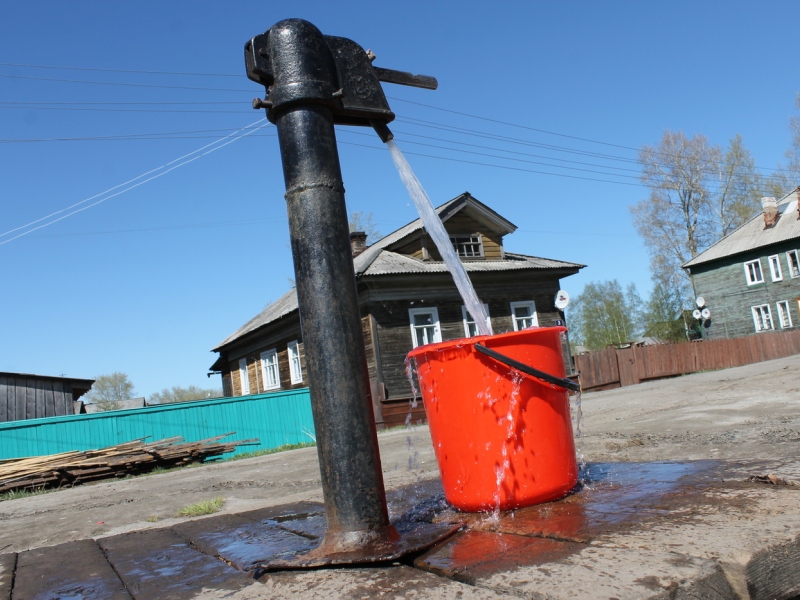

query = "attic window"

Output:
[[450, 234, 484, 258]]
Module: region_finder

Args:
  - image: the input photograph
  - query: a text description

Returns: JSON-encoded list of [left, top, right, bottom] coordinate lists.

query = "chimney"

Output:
[[761, 197, 778, 228], [350, 231, 368, 257]]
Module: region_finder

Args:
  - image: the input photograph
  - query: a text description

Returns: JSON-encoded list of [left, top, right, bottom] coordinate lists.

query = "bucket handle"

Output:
[[474, 343, 580, 392]]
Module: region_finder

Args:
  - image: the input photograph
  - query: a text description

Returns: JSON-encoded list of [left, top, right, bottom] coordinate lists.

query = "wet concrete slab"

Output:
[[13, 539, 130, 600], [99, 528, 252, 600], [2, 459, 799, 598], [416, 530, 585, 584], [173, 514, 315, 572], [0, 554, 15, 600]]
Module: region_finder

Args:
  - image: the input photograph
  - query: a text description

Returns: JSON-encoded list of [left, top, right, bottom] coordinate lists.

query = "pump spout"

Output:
[[371, 120, 394, 143]]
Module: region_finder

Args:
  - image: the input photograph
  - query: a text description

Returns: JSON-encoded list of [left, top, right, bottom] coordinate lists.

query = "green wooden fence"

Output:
[[0, 388, 315, 460]]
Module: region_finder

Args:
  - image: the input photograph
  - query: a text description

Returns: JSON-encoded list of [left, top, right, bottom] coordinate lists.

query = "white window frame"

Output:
[[776, 301, 793, 329], [449, 234, 484, 258], [461, 304, 491, 337], [510, 301, 539, 331], [744, 259, 764, 285], [768, 254, 783, 282], [751, 304, 774, 332], [238, 358, 250, 396], [260, 349, 281, 390], [787, 250, 800, 278], [408, 307, 442, 348], [287, 340, 303, 384]]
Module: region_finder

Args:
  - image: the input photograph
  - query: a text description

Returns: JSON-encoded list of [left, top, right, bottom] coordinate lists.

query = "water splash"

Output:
[[490, 369, 524, 521], [386, 140, 492, 336], [573, 388, 586, 479], [403, 357, 421, 473]]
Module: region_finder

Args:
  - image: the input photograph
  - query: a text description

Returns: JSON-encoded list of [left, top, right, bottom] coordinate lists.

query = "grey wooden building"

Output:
[[683, 188, 800, 339], [210, 192, 584, 427], [0, 373, 94, 422]]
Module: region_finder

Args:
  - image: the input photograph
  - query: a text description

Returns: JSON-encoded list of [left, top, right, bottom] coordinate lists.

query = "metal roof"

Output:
[[212, 288, 299, 351], [683, 189, 800, 268], [362, 251, 583, 276]]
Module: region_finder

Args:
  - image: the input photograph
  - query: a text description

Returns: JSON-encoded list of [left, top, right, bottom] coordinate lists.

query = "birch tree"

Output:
[[569, 280, 642, 350]]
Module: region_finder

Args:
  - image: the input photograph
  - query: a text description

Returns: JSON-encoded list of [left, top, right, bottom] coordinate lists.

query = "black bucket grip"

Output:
[[474, 343, 580, 393]]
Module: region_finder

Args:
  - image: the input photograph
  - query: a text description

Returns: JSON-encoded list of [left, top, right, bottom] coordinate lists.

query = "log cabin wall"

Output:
[[361, 272, 570, 402], [225, 319, 307, 397]]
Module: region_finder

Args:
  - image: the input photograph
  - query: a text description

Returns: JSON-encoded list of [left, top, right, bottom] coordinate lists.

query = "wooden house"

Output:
[[0, 372, 94, 422], [210, 192, 585, 427], [683, 188, 800, 339]]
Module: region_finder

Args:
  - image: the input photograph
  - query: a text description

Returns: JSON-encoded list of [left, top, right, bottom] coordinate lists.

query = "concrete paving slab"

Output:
[[0, 554, 15, 600], [173, 514, 315, 572], [13, 539, 130, 600], [239, 501, 327, 540], [99, 528, 252, 600], [474, 544, 735, 600], [228, 565, 506, 599], [416, 530, 585, 584]]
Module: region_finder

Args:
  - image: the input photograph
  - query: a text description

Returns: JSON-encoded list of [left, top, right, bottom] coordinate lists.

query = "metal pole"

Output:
[[267, 20, 390, 547]]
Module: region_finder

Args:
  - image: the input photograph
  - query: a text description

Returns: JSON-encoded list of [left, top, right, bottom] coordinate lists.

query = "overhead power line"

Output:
[[0, 72, 255, 92], [0, 119, 268, 246], [0, 62, 240, 77]]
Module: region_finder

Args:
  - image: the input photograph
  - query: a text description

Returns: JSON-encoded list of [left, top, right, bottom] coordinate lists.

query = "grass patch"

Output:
[[177, 497, 224, 517], [145, 515, 159, 523], [223, 441, 316, 462], [0, 487, 51, 502]]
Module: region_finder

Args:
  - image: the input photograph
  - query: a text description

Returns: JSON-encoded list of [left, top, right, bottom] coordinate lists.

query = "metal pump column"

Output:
[[263, 20, 389, 545], [245, 19, 454, 568]]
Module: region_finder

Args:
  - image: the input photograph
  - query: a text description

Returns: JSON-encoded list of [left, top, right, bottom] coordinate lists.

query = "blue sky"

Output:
[[2, 1, 798, 397]]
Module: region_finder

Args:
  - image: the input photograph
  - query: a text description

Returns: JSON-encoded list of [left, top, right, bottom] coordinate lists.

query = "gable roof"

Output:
[[683, 188, 800, 269], [212, 193, 580, 352]]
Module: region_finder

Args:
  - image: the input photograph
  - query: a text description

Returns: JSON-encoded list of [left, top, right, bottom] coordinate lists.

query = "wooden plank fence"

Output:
[[574, 329, 800, 391]]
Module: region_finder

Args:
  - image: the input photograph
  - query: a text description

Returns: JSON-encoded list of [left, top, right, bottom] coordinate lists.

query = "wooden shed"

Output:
[[0, 373, 94, 422]]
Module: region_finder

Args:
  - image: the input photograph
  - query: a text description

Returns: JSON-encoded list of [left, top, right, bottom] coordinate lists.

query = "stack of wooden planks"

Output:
[[0, 433, 257, 494]]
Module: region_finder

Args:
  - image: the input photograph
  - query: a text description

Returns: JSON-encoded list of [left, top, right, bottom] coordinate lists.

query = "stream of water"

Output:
[[387, 140, 492, 336]]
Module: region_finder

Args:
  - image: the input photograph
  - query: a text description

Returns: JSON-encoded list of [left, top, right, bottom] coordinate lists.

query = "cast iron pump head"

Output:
[[245, 19, 436, 141]]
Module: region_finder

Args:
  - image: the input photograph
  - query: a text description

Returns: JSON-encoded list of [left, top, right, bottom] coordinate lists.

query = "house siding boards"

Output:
[[690, 239, 800, 340]]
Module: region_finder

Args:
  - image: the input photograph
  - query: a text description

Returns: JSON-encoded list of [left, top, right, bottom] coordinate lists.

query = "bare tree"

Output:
[[149, 385, 222, 404], [83, 372, 135, 411], [348, 211, 382, 244]]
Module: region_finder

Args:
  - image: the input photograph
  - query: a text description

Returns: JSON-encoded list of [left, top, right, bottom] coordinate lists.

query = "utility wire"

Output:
[[0, 119, 268, 245], [0, 62, 240, 77], [0, 72, 255, 92]]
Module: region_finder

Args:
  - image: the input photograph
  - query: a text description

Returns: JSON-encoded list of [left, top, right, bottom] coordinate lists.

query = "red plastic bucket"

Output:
[[407, 326, 578, 512]]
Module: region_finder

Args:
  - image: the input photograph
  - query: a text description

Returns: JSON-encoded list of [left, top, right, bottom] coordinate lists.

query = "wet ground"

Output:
[[2, 355, 800, 598], [3, 458, 799, 599]]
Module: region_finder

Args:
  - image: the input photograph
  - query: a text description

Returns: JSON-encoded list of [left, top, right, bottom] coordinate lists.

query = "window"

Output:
[[462, 304, 491, 337], [752, 304, 774, 332], [768, 255, 783, 282], [260, 349, 280, 390], [409, 307, 442, 347], [744, 259, 764, 285], [510, 301, 538, 331], [287, 341, 303, 384], [787, 250, 800, 278], [238, 358, 250, 396], [776, 301, 793, 329], [450, 234, 484, 258]]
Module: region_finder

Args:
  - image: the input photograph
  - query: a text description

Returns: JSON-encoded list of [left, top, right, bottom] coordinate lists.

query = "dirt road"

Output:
[[1, 354, 798, 553]]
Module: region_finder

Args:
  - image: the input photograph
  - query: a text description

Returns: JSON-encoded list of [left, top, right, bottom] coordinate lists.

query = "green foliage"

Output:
[[642, 279, 688, 342], [148, 385, 222, 404], [83, 372, 135, 412], [568, 280, 642, 350], [177, 497, 224, 517]]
